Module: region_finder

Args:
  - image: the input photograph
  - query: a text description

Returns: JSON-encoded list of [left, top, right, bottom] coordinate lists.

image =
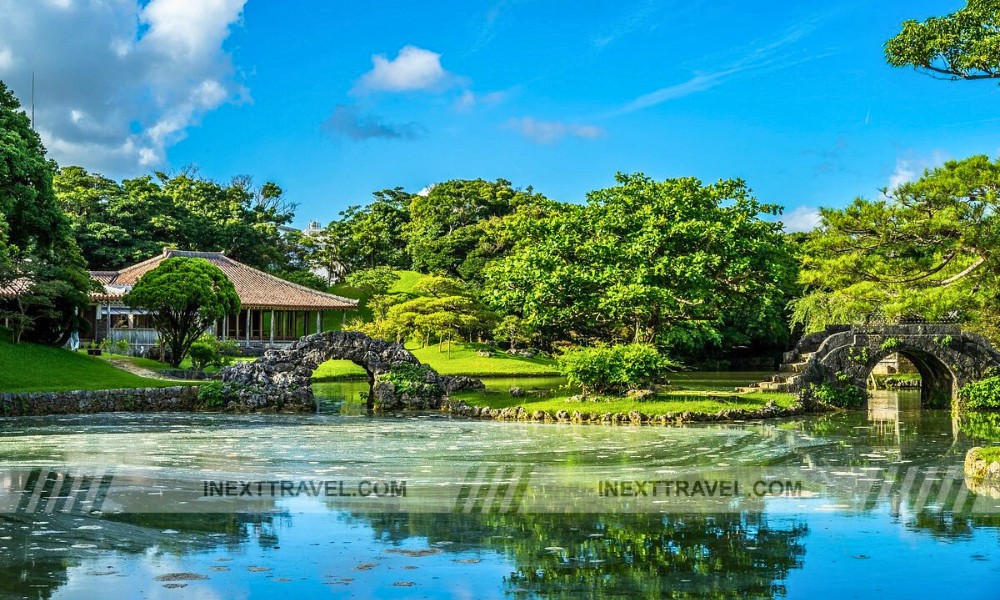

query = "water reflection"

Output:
[[0, 391, 998, 598]]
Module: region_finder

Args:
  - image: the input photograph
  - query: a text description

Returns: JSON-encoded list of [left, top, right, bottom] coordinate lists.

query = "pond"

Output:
[[0, 387, 999, 598]]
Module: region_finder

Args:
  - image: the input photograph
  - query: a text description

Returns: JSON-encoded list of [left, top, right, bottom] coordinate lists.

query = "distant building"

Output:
[[87, 248, 357, 354]]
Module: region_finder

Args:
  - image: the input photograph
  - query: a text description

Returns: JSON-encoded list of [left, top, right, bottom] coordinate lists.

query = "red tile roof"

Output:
[[91, 249, 358, 310]]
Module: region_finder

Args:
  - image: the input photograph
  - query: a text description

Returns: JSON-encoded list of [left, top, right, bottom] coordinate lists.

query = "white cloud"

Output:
[[0, 46, 14, 71], [885, 150, 949, 192], [0, 0, 247, 174], [782, 205, 821, 233], [505, 117, 605, 145], [417, 185, 434, 197], [454, 89, 507, 112], [618, 16, 826, 113], [355, 45, 462, 93], [888, 159, 916, 190], [622, 71, 737, 112]]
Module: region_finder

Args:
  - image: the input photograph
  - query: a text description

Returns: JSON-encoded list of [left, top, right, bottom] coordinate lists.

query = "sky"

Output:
[[1, 0, 998, 231]]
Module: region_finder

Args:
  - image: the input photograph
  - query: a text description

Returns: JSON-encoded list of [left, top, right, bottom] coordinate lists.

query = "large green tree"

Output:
[[885, 0, 1000, 82], [404, 179, 545, 278], [0, 81, 91, 345], [124, 257, 240, 366], [481, 173, 795, 356], [791, 155, 1000, 337], [55, 167, 297, 273]]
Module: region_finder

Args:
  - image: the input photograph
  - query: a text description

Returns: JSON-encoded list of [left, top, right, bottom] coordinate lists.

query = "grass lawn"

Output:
[[452, 387, 798, 417], [330, 269, 425, 323], [312, 341, 560, 380], [95, 353, 254, 374], [0, 335, 185, 393]]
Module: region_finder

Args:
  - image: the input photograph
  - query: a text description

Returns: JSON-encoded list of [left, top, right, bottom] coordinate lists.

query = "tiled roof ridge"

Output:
[[205, 251, 357, 306]]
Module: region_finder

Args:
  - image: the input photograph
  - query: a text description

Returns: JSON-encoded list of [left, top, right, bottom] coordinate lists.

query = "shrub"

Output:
[[381, 363, 442, 396], [805, 382, 866, 409], [959, 376, 1000, 410], [196, 382, 227, 409], [188, 335, 241, 371], [557, 344, 677, 395]]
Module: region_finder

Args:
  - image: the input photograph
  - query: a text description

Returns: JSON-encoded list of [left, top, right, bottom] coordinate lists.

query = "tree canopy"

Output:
[[0, 81, 91, 345], [54, 167, 298, 273], [481, 173, 795, 355], [885, 0, 1000, 81], [124, 257, 240, 366], [791, 155, 1000, 336]]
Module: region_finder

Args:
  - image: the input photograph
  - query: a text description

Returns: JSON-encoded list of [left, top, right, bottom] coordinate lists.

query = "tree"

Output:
[[0, 80, 92, 344], [791, 155, 1000, 337], [885, 0, 1000, 82], [481, 173, 794, 357], [124, 257, 240, 367], [353, 274, 494, 354], [404, 179, 544, 278], [345, 266, 400, 297]]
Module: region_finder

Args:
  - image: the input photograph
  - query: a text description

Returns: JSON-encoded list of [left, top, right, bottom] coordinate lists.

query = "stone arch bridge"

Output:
[[221, 331, 482, 411], [745, 324, 1000, 407]]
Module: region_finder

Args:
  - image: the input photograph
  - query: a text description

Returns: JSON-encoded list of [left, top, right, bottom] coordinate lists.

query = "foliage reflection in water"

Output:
[[0, 389, 997, 598]]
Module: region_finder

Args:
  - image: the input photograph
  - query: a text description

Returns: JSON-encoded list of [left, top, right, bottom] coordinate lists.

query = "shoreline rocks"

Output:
[[0, 387, 198, 416]]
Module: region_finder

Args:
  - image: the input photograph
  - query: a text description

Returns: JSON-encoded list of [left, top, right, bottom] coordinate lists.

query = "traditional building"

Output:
[[88, 249, 358, 354]]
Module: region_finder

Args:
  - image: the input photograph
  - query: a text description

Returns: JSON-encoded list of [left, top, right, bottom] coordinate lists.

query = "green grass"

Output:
[[873, 372, 922, 381], [95, 353, 253, 374], [452, 387, 798, 417], [330, 269, 425, 323], [0, 336, 185, 393], [409, 342, 558, 376], [975, 446, 1000, 463], [311, 341, 560, 380]]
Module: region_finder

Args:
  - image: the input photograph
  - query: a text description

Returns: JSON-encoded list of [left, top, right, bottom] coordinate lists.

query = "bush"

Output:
[[557, 344, 677, 395], [196, 382, 227, 409], [188, 335, 241, 371], [381, 363, 442, 396], [805, 382, 866, 409], [959, 376, 1000, 410]]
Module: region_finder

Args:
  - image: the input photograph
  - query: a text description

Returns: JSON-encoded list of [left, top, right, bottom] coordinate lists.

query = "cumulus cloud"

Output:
[[781, 205, 821, 233], [0, 0, 247, 174], [354, 45, 462, 94], [504, 117, 605, 145], [322, 105, 425, 141]]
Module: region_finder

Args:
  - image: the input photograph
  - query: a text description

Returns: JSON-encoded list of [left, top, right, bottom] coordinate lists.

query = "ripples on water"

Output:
[[0, 388, 999, 598]]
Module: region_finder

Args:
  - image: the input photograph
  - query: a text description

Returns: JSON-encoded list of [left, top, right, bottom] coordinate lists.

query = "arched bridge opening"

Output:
[[221, 331, 482, 411], [755, 324, 1000, 408]]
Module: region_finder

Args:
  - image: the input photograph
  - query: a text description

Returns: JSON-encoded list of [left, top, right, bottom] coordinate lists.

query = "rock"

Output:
[[509, 387, 526, 397]]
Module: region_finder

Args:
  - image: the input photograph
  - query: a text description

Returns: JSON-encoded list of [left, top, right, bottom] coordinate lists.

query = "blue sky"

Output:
[[1, 0, 997, 230]]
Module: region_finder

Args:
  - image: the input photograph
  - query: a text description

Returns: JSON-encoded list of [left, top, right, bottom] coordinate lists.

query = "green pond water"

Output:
[[1, 373, 999, 598]]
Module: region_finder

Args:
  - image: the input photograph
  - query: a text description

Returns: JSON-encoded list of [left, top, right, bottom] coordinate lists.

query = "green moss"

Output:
[[975, 446, 1000, 463]]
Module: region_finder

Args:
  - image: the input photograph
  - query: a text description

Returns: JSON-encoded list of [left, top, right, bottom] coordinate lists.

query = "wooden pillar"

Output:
[[106, 304, 111, 339], [318, 311, 323, 333], [245, 309, 251, 344], [270, 309, 275, 346], [222, 315, 227, 341]]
